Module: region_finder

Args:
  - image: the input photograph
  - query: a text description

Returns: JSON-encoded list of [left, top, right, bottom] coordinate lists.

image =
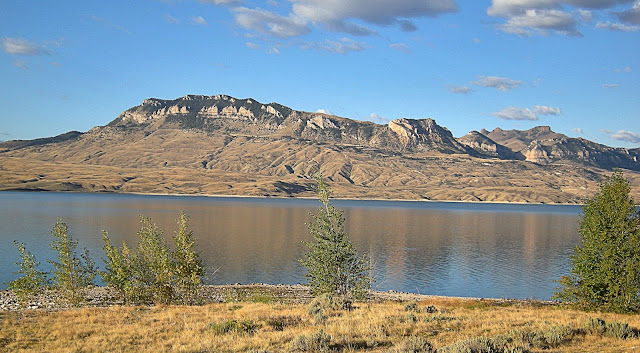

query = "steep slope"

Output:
[[1, 94, 639, 203], [457, 131, 522, 160], [483, 126, 640, 169]]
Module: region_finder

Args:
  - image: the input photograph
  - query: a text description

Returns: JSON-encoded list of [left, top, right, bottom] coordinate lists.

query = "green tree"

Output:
[[48, 220, 96, 301], [554, 171, 640, 312], [101, 212, 206, 304], [171, 211, 205, 303], [6, 240, 48, 302], [300, 174, 371, 299], [134, 216, 175, 303]]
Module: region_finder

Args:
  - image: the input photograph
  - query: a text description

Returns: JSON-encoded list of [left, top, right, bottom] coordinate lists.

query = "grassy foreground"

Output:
[[2, 293, 640, 353]]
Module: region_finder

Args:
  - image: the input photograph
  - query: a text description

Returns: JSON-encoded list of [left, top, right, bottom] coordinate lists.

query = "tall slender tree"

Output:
[[300, 174, 371, 299], [554, 171, 640, 312]]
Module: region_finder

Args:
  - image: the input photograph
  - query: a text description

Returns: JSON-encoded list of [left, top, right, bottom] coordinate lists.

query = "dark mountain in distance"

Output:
[[1, 94, 639, 203]]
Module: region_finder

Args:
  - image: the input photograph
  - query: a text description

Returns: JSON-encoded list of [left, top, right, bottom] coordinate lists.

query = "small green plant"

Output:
[[437, 337, 499, 353], [265, 316, 302, 331], [48, 220, 96, 302], [6, 241, 48, 302], [290, 329, 331, 352], [300, 174, 371, 300]]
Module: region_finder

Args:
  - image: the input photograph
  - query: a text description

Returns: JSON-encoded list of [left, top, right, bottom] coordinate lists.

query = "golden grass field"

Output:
[[2, 295, 640, 353]]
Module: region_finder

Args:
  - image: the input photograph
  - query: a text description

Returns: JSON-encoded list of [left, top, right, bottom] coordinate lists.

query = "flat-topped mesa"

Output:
[[109, 95, 292, 127]]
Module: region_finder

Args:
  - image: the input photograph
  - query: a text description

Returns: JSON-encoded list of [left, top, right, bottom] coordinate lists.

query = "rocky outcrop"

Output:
[[457, 131, 523, 160], [386, 118, 468, 153]]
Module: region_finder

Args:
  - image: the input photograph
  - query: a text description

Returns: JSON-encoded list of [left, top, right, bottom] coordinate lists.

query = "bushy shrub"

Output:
[[101, 211, 206, 304], [396, 336, 433, 353], [208, 319, 260, 335], [6, 240, 48, 302], [290, 329, 331, 352]]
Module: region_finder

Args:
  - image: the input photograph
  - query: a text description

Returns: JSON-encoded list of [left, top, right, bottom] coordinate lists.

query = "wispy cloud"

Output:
[[190, 16, 208, 26], [602, 83, 621, 88], [368, 113, 388, 123], [245, 41, 261, 49], [311, 37, 367, 54], [492, 105, 561, 120], [13, 59, 29, 70], [91, 15, 130, 34], [533, 105, 561, 115], [389, 43, 410, 53], [596, 21, 640, 31], [615, 66, 632, 72], [200, 0, 243, 5], [472, 75, 524, 92], [611, 130, 640, 144], [316, 108, 332, 115], [233, 7, 310, 37], [1, 37, 50, 55], [447, 84, 473, 94], [165, 14, 180, 24], [573, 128, 584, 134]]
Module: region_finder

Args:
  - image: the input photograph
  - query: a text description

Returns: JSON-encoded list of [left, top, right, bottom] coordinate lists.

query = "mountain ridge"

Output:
[[1, 94, 639, 203]]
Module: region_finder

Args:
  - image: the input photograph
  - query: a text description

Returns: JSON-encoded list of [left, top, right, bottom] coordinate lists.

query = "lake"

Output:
[[0, 191, 582, 299]]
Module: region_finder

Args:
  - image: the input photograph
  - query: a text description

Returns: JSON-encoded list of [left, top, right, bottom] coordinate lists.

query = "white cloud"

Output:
[[316, 108, 332, 115], [447, 85, 473, 94], [290, 0, 458, 35], [487, 0, 637, 36], [389, 43, 410, 53], [245, 41, 261, 49], [1, 37, 50, 55], [471, 75, 524, 92], [368, 113, 388, 123], [473, 37, 482, 43], [615, 66, 632, 72], [617, 1, 640, 24], [190, 16, 208, 25], [602, 83, 621, 88], [315, 37, 367, 54], [493, 105, 561, 120], [573, 127, 584, 134], [596, 21, 640, 31], [493, 106, 539, 120], [611, 130, 640, 143], [533, 105, 562, 115], [497, 9, 581, 36], [233, 7, 310, 37]]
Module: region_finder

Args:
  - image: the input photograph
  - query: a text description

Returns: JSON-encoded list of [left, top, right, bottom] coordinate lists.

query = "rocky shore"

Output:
[[0, 284, 477, 312]]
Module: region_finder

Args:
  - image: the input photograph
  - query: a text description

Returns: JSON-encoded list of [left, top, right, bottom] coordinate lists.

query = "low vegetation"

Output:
[[2, 296, 640, 352]]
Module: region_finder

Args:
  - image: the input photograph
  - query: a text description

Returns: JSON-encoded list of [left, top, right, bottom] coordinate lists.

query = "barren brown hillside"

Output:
[[1, 94, 639, 203]]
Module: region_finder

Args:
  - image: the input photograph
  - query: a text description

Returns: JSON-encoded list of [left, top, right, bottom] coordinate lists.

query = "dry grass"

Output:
[[2, 298, 640, 352]]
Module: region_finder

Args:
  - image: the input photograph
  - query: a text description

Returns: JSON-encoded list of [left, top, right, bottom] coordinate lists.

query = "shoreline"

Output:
[[0, 188, 584, 207], [0, 283, 554, 312]]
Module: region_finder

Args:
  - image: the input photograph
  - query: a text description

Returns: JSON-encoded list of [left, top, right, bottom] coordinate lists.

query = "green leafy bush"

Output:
[[290, 329, 331, 352]]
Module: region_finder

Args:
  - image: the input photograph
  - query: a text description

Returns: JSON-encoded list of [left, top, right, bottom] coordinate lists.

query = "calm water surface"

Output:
[[0, 191, 582, 299]]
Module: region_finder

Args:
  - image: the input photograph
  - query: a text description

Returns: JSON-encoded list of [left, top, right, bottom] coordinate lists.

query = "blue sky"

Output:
[[1, 0, 639, 147]]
